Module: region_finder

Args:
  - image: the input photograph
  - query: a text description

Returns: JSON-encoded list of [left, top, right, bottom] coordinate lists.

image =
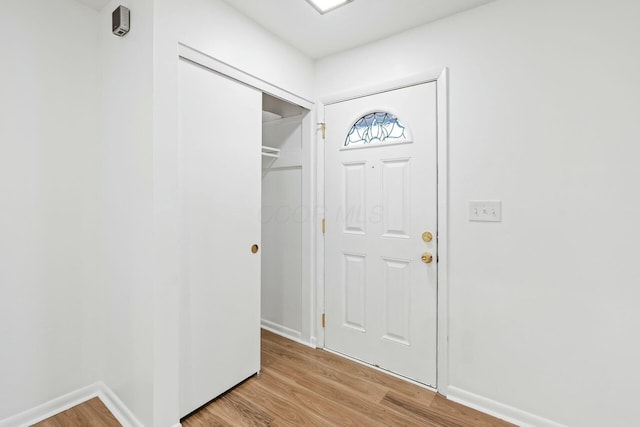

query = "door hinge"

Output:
[[318, 122, 326, 140], [322, 217, 325, 235], [322, 313, 326, 328]]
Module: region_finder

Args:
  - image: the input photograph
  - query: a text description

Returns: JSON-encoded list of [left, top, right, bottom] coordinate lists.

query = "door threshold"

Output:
[[322, 347, 437, 392]]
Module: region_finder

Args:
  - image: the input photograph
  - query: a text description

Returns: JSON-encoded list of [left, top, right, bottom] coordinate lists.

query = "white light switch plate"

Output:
[[469, 200, 502, 222]]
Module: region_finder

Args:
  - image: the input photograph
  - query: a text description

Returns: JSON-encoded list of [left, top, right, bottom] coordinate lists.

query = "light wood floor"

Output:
[[32, 397, 120, 427], [184, 330, 513, 426], [35, 330, 515, 426]]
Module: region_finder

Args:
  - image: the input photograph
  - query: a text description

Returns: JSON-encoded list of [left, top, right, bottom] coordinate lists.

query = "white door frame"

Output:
[[178, 44, 315, 111], [316, 68, 450, 394]]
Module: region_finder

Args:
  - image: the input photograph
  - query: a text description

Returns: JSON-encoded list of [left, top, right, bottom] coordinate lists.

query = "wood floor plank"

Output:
[[232, 375, 322, 426], [262, 341, 390, 403], [31, 397, 121, 427], [268, 336, 433, 400], [261, 351, 437, 426], [195, 388, 275, 427], [381, 390, 464, 427], [252, 367, 388, 427], [181, 408, 229, 427], [264, 331, 437, 404]]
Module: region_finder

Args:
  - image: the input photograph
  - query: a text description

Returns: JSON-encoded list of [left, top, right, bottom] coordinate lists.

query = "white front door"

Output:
[[178, 58, 262, 416], [324, 82, 438, 386]]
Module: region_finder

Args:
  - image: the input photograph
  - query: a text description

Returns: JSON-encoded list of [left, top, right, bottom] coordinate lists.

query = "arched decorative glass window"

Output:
[[344, 112, 411, 148]]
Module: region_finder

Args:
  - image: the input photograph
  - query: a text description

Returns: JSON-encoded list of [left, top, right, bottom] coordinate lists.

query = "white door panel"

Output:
[[179, 59, 261, 416], [325, 83, 437, 386]]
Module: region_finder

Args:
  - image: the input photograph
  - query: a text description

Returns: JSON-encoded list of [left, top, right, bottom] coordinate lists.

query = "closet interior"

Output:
[[261, 93, 311, 344]]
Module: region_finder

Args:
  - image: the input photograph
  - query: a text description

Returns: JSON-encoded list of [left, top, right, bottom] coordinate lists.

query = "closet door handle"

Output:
[[251, 244, 259, 254]]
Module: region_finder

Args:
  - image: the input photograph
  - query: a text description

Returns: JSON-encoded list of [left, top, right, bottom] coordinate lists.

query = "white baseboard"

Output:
[[0, 383, 101, 427], [260, 319, 315, 348], [96, 382, 144, 427], [0, 382, 144, 427], [446, 386, 567, 427]]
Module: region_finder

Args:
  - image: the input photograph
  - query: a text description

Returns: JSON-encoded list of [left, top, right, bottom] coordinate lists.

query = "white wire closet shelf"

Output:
[[261, 145, 280, 158]]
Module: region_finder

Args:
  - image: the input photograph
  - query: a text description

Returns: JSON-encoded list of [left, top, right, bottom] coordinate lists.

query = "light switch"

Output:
[[469, 201, 502, 222]]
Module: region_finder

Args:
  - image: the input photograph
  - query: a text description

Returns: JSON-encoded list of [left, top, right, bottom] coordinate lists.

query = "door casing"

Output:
[[317, 69, 450, 394]]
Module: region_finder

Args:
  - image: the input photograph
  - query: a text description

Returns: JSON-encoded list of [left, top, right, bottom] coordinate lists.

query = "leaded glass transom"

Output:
[[344, 112, 411, 148]]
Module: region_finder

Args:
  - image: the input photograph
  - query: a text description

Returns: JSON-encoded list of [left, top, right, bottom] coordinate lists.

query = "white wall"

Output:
[[170, 0, 315, 102], [97, 0, 155, 425], [316, 1, 640, 426], [0, 0, 315, 424], [0, 0, 100, 420]]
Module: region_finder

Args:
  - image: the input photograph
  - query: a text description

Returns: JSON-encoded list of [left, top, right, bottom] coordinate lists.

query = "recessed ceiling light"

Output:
[[305, 0, 354, 15]]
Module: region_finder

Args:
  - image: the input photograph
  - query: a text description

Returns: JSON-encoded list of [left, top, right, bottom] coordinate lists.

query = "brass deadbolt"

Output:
[[421, 252, 433, 264], [251, 244, 259, 254], [422, 232, 433, 242]]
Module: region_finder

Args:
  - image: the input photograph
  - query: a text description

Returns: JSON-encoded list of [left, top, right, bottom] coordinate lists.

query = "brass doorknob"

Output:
[[421, 252, 433, 264], [251, 244, 259, 254], [422, 231, 433, 242]]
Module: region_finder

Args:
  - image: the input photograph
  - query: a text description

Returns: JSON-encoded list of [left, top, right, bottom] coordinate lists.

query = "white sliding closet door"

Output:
[[179, 58, 262, 417]]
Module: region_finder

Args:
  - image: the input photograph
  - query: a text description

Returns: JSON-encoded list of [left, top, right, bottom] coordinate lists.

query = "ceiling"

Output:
[[220, 0, 496, 58], [75, 0, 109, 11], [74, 0, 496, 59]]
